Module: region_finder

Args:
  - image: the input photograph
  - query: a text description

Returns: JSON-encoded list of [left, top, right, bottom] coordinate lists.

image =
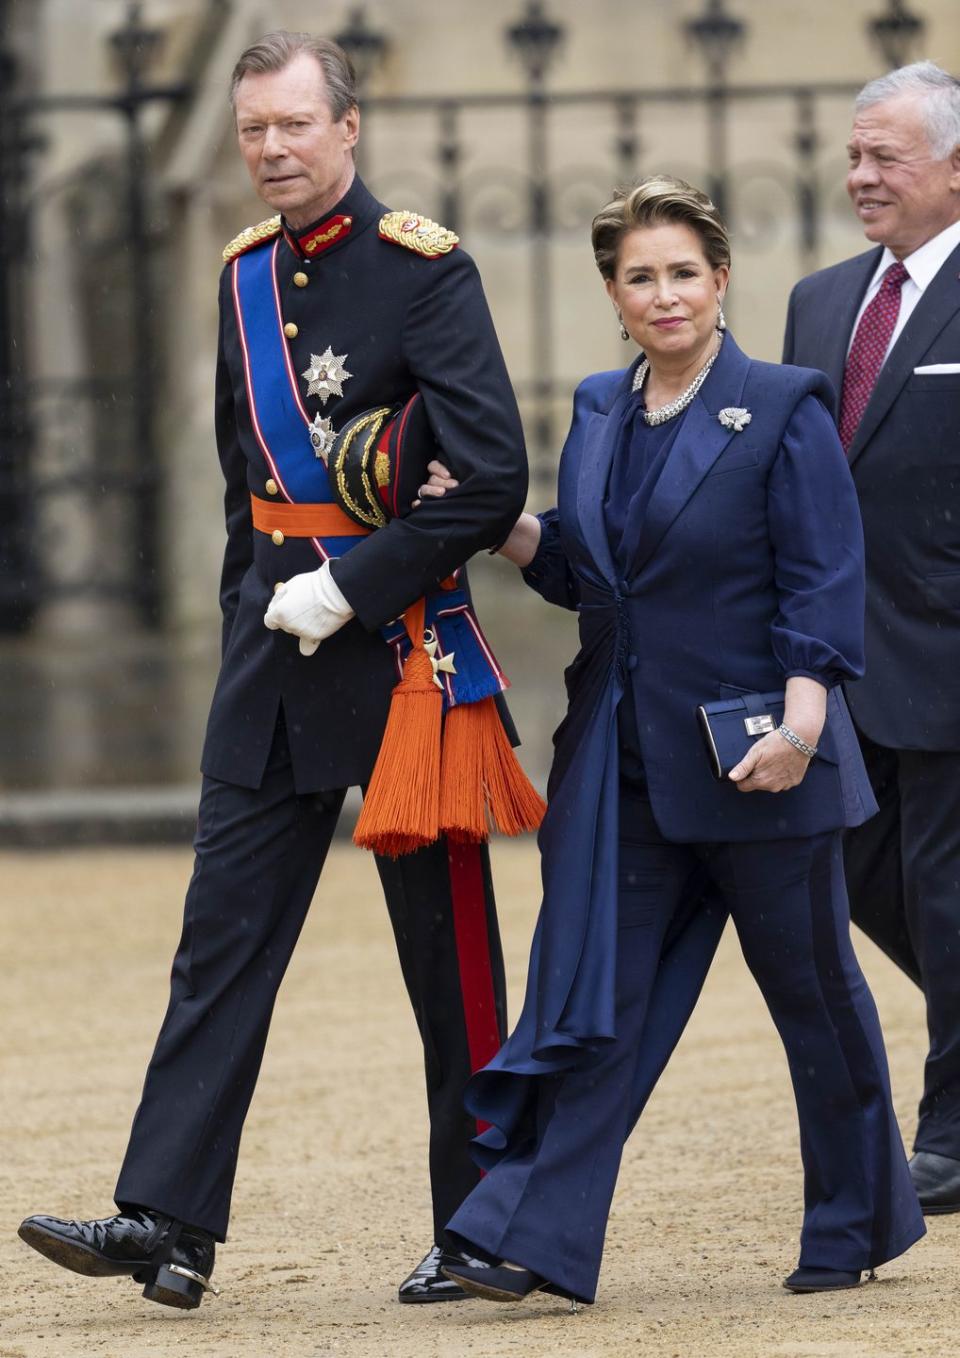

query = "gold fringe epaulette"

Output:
[[222, 214, 282, 263], [379, 211, 459, 259]]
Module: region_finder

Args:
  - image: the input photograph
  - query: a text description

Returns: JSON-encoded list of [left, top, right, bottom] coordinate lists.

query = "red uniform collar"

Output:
[[282, 213, 354, 259]]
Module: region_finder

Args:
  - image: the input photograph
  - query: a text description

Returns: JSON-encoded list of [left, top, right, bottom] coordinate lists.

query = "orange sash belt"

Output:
[[249, 495, 545, 858], [250, 493, 371, 539]]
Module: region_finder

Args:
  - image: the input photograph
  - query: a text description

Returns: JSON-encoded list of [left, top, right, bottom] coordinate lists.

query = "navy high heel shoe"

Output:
[[783, 1266, 874, 1293], [441, 1258, 547, 1303]]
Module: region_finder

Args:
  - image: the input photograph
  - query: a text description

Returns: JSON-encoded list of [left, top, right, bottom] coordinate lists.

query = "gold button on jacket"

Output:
[[271, 529, 285, 546], [293, 272, 308, 288], [283, 322, 299, 339], [265, 478, 278, 496]]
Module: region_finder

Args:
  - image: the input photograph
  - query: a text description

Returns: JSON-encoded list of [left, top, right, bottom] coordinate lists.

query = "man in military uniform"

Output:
[[18, 31, 527, 1309]]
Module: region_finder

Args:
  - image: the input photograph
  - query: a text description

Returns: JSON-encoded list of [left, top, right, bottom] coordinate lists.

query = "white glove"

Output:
[[263, 560, 355, 656]]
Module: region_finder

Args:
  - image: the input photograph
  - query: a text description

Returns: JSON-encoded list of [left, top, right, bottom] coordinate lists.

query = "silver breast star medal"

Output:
[[301, 346, 352, 405], [308, 414, 335, 464]]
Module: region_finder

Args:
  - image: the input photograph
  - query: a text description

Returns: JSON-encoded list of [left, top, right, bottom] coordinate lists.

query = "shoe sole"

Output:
[[441, 1271, 543, 1304], [398, 1288, 471, 1304], [920, 1201, 960, 1215], [783, 1279, 863, 1294], [17, 1223, 137, 1279]]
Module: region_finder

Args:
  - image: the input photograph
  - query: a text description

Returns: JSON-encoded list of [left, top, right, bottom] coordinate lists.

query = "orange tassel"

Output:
[[438, 700, 487, 843], [354, 599, 443, 858], [440, 696, 547, 843]]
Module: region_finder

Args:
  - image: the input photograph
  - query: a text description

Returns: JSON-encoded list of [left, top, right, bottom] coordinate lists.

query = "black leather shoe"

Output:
[[18, 1209, 218, 1310], [441, 1257, 546, 1303], [783, 1266, 867, 1293], [398, 1245, 494, 1303], [909, 1150, 960, 1214]]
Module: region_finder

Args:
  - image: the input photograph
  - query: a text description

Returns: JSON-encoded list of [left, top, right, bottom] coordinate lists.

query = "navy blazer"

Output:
[[523, 334, 877, 842], [784, 242, 960, 751]]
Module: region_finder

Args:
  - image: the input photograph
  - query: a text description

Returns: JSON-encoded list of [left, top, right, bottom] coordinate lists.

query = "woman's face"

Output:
[[605, 222, 729, 366]]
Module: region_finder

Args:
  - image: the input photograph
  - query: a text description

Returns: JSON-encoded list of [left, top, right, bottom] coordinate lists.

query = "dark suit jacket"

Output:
[[783, 242, 960, 751], [201, 175, 527, 793], [522, 334, 876, 843]]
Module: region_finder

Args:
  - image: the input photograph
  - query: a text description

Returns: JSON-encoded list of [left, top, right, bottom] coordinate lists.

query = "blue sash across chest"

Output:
[[232, 240, 507, 710]]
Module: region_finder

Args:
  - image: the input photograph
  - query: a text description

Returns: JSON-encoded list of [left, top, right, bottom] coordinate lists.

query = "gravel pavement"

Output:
[[1, 842, 955, 1358]]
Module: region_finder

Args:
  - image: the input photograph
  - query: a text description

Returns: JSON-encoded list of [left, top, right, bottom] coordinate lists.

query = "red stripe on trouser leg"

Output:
[[447, 841, 501, 1135]]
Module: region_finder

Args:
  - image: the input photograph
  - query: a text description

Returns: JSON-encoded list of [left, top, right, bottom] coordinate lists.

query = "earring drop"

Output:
[[618, 313, 629, 342], [717, 298, 727, 332]]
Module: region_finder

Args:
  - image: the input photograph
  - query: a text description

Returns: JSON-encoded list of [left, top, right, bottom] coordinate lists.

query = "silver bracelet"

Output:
[[777, 723, 817, 759]]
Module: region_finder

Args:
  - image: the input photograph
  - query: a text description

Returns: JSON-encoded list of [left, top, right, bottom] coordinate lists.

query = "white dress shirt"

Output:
[[846, 217, 960, 360]]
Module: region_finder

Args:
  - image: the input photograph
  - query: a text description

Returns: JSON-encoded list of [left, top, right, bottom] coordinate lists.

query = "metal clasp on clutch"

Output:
[[744, 714, 775, 736]]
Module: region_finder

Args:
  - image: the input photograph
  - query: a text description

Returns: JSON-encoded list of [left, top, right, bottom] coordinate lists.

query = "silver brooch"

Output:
[[718, 407, 752, 432], [302, 346, 352, 405]]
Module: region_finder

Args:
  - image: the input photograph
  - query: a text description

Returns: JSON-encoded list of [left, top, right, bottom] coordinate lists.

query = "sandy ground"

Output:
[[1, 840, 956, 1358]]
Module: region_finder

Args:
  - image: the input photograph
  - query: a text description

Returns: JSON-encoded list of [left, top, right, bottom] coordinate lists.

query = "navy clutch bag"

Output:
[[696, 690, 785, 780]]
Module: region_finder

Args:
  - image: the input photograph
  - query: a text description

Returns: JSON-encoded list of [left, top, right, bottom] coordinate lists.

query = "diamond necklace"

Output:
[[632, 335, 722, 426]]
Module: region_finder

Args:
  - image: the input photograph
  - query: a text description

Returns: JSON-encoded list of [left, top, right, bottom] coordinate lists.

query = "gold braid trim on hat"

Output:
[[359, 416, 392, 525], [222, 215, 282, 263], [379, 211, 459, 258], [333, 409, 391, 529]]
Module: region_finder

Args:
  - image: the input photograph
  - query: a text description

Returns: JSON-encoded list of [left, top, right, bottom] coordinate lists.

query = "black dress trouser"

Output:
[[845, 725, 960, 1157], [114, 713, 506, 1242]]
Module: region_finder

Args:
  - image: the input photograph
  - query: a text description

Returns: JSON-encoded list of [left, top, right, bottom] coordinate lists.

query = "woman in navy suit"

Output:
[[428, 176, 924, 1306]]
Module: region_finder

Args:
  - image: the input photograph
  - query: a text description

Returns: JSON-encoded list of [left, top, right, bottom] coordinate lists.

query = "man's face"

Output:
[[234, 52, 360, 230], [846, 93, 960, 258]]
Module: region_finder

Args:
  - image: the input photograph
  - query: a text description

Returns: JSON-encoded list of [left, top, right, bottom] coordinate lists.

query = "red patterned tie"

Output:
[[838, 260, 909, 452]]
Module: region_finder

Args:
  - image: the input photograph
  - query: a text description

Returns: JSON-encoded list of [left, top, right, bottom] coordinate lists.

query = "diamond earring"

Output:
[[618, 313, 629, 342], [717, 297, 727, 332]]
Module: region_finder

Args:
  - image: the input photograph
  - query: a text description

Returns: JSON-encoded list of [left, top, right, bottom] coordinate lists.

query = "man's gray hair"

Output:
[[856, 60, 960, 158], [230, 31, 358, 119]]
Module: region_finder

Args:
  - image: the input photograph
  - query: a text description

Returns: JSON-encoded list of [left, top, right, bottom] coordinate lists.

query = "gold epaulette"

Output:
[[378, 210, 459, 259], [222, 214, 282, 263]]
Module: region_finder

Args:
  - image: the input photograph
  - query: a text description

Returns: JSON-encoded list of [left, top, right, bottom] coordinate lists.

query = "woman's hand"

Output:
[[412, 460, 460, 506], [728, 674, 826, 793], [728, 730, 813, 793], [413, 461, 541, 567]]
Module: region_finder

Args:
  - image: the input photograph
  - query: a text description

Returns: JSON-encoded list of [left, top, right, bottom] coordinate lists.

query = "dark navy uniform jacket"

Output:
[[201, 175, 527, 793], [784, 241, 960, 751]]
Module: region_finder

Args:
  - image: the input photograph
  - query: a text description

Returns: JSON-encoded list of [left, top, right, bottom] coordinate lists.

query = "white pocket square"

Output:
[[913, 364, 960, 374]]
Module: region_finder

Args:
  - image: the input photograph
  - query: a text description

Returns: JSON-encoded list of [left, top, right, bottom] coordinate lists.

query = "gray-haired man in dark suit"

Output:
[[783, 60, 960, 1213]]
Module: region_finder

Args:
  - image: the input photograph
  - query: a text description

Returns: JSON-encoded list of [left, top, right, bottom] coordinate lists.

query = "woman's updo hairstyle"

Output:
[[591, 174, 731, 280]]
